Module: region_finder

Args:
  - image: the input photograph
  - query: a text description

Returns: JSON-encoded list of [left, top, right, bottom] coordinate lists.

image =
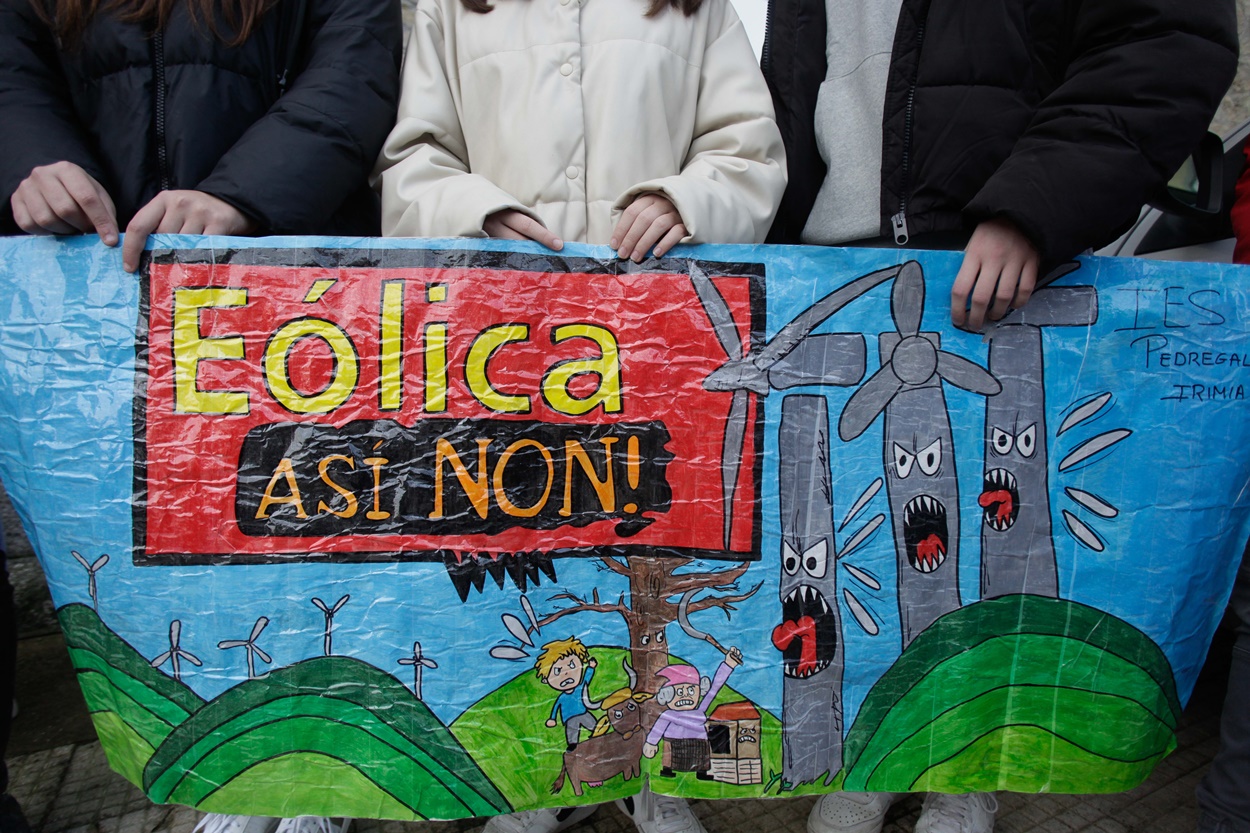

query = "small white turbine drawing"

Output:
[[151, 620, 202, 682], [397, 642, 438, 700], [70, 550, 109, 611], [218, 616, 272, 679], [311, 595, 349, 656]]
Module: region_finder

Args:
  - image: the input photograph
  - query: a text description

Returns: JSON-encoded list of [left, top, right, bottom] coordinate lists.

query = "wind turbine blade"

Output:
[[218, 640, 248, 649], [398, 658, 415, 666], [1065, 487, 1118, 518], [520, 595, 541, 634], [331, 595, 350, 613], [92, 554, 110, 570], [1062, 510, 1106, 552], [689, 262, 745, 360], [843, 563, 882, 591], [838, 366, 903, 441], [840, 478, 882, 531], [1057, 392, 1112, 436], [490, 645, 531, 661], [180, 651, 203, 667], [720, 389, 748, 550], [71, 550, 90, 569], [251, 617, 270, 640], [170, 620, 182, 647], [502, 613, 533, 646], [756, 263, 903, 369], [151, 651, 172, 667], [1058, 429, 1132, 472], [253, 647, 272, 664], [839, 514, 885, 559], [891, 261, 925, 337], [935, 351, 1001, 395], [311, 597, 329, 613], [422, 659, 439, 669], [843, 589, 880, 635]]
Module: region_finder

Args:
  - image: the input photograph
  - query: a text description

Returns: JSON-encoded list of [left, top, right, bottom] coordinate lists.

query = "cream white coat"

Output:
[[376, 0, 786, 244]]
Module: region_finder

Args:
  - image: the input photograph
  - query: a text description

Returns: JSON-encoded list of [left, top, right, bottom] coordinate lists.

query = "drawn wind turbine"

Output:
[[218, 616, 272, 679], [692, 260, 907, 786], [838, 261, 1001, 647], [70, 550, 109, 611], [151, 620, 202, 682], [311, 594, 349, 656], [398, 642, 438, 700]]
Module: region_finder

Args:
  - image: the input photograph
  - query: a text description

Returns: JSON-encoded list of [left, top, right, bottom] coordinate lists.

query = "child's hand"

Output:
[[484, 209, 564, 251], [643, 742, 658, 758], [546, 718, 557, 728], [11, 161, 119, 245], [123, 190, 255, 272], [611, 193, 687, 262], [951, 218, 1040, 331]]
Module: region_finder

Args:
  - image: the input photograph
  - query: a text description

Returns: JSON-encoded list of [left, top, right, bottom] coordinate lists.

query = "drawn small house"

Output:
[[707, 700, 761, 785]]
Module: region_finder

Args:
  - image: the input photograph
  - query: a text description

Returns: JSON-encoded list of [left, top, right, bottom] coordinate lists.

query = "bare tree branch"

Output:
[[535, 600, 629, 629], [686, 580, 764, 615], [666, 561, 754, 597], [599, 556, 632, 577]]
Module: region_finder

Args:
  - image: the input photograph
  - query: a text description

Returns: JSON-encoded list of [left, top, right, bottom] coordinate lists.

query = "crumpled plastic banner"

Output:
[[0, 234, 1247, 819]]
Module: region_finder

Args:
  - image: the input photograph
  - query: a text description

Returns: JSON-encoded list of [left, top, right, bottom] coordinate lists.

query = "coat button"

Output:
[[566, 166, 579, 179], [560, 62, 573, 76]]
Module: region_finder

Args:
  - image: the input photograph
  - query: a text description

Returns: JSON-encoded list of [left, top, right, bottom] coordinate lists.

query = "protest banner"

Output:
[[0, 235, 1247, 819]]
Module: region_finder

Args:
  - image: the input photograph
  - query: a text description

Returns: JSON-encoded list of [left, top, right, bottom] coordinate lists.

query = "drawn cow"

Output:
[[552, 677, 653, 796]]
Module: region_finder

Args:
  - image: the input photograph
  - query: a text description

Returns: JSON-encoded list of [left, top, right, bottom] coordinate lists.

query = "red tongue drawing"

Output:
[[772, 616, 818, 675], [979, 489, 1014, 524], [916, 534, 946, 569]]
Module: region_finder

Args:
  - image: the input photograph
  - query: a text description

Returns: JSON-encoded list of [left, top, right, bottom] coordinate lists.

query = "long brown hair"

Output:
[[35, 0, 276, 47], [460, 0, 702, 18]]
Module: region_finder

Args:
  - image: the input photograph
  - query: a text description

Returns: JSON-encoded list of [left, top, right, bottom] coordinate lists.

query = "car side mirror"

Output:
[[1148, 131, 1224, 217]]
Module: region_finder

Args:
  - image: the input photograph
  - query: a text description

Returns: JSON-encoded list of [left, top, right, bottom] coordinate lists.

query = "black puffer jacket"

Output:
[[763, 0, 1239, 263], [0, 0, 402, 235]]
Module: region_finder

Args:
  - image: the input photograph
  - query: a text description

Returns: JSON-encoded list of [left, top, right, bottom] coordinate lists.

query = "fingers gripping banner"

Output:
[[0, 236, 1248, 819]]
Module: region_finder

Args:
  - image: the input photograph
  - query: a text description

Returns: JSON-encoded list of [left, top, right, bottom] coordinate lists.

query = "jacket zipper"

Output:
[[153, 28, 171, 191], [890, 18, 925, 246], [760, 0, 774, 80]]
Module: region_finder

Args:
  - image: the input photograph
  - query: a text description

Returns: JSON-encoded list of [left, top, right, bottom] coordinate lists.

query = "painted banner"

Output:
[[0, 235, 1248, 820]]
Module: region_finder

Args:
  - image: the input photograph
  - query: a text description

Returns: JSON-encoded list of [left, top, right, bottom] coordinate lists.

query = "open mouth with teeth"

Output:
[[771, 585, 837, 679], [979, 469, 1019, 531], [903, 495, 948, 573]]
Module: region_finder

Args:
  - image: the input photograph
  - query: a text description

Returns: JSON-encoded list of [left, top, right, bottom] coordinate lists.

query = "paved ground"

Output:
[[3, 475, 1241, 833]]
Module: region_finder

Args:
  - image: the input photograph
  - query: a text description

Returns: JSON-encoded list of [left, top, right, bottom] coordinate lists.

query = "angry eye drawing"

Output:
[[782, 540, 828, 578], [916, 439, 941, 475], [991, 424, 1037, 458], [991, 427, 1013, 455], [893, 444, 915, 478], [1016, 424, 1037, 458]]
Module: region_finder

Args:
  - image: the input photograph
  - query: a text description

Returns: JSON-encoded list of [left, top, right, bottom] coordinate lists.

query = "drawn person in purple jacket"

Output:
[[644, 648, 743, 779]]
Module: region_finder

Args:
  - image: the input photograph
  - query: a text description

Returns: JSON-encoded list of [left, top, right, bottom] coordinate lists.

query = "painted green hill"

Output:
[[58, 603, 205, 785], [451, 646, 782, 809], [842, 594, 1181, 794], [143, 657, 509, 820]]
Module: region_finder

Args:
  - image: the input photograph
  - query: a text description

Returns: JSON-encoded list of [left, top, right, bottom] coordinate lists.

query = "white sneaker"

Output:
[[193, 815, 279, 833], [273, 818, 351, 833], [914, 793, 998, 833], [482, 806, 599, 833], [615, 788, 706, 833], [807, 792, 898, 833]]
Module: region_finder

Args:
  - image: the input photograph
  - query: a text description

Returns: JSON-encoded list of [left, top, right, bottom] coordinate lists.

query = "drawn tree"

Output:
[[524, 555, 759, 694]]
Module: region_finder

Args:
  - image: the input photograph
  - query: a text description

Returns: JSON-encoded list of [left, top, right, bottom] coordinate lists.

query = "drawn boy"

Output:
[[644, 648, 742, 779], [536, 637, 600, 751]]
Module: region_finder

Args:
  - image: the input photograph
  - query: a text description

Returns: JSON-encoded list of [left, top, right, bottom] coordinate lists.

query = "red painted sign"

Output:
[[137, 249, 763, 565]]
